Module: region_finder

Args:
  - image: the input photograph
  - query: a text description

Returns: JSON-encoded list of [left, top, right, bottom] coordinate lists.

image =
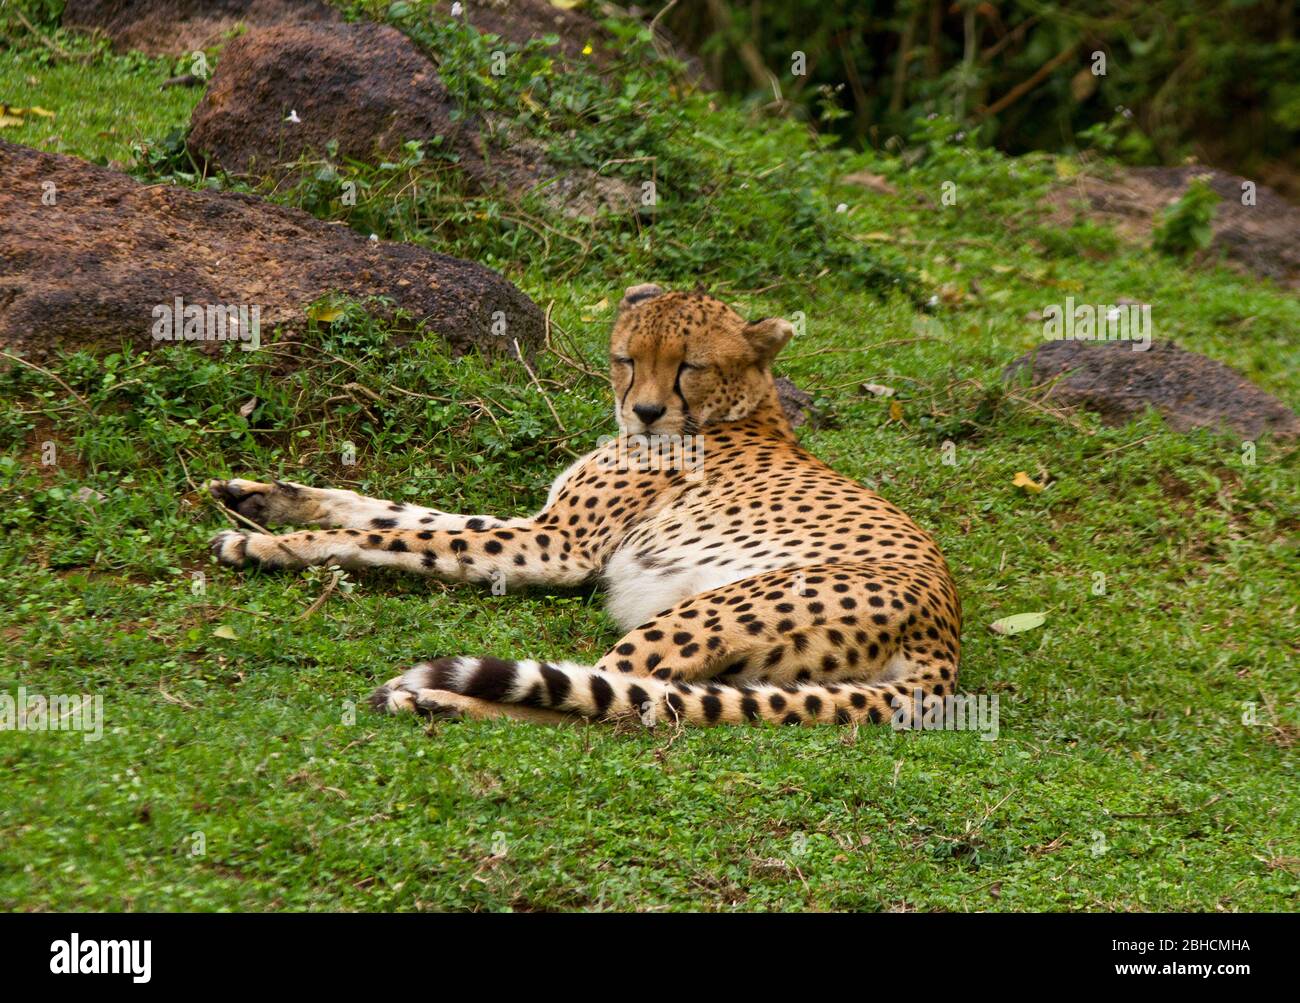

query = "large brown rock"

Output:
[[1005, 340, 1299, 441], [62, 0, 340, 57], [0, 140, 544, 360]]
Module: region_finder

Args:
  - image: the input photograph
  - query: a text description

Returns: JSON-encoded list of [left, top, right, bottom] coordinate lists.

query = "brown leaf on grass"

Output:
[[842, 171, 898, 195]]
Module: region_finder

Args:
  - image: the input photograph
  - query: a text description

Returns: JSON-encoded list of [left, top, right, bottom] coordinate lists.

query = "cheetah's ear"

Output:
[[744, 317, 794, 364], [619, 283, 664, 310]]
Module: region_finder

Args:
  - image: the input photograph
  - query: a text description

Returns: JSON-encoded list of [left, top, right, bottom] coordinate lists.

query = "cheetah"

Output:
[[207, 284, 961, 727]]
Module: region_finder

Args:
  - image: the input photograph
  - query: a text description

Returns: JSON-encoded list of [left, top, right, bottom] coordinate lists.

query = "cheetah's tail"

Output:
[[370, 657, 913, 726]]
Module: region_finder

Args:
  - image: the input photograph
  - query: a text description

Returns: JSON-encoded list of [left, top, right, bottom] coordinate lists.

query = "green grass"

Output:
[[0, 43, 202, 164], [0, 10, 1296, 912]]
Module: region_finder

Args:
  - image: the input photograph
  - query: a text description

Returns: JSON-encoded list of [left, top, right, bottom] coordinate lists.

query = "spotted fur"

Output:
[[208, 286, 961, 727]]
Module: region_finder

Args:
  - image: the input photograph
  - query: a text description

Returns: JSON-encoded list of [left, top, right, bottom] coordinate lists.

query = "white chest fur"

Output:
[[602, 537, 782, 632]]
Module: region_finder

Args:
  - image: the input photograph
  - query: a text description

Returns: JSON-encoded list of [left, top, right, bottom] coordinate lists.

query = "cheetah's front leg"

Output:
[[207, 479, 509, 532], [209, 524, 596, 590]]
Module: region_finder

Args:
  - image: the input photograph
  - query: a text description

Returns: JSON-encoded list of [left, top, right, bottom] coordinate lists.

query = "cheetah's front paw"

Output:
[[370, 669, 470, 721], [208, 478, 313, 527], [209, 528, 310, 571], [209, 529, 256, 568]]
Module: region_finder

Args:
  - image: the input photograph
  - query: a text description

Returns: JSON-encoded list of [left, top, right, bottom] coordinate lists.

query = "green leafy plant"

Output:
[[1152, 177, 1220, 258]]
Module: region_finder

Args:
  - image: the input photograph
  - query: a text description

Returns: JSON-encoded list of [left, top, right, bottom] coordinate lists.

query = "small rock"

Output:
[[775, 376, 821, 429], [188, 23, 470, 180], [1004, 340, 1299, 440]]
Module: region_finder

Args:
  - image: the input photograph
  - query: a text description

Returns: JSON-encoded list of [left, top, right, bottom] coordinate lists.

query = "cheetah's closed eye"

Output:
[[207, 285, 961, 727]]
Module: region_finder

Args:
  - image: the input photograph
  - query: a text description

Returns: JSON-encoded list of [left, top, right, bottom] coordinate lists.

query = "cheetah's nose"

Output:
[[633, 403, 667, 427]]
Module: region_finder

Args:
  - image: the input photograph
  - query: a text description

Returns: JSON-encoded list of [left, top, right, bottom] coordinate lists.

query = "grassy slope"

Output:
[[0, 15, 1296, 911]]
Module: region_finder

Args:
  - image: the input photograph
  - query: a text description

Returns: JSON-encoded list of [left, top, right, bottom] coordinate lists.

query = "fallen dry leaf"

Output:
[[1012, 470, 1045, 494], [842, 171, 898, 195]]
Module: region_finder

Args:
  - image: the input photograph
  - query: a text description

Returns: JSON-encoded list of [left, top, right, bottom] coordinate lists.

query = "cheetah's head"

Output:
[[609, 284, 793, 435]]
